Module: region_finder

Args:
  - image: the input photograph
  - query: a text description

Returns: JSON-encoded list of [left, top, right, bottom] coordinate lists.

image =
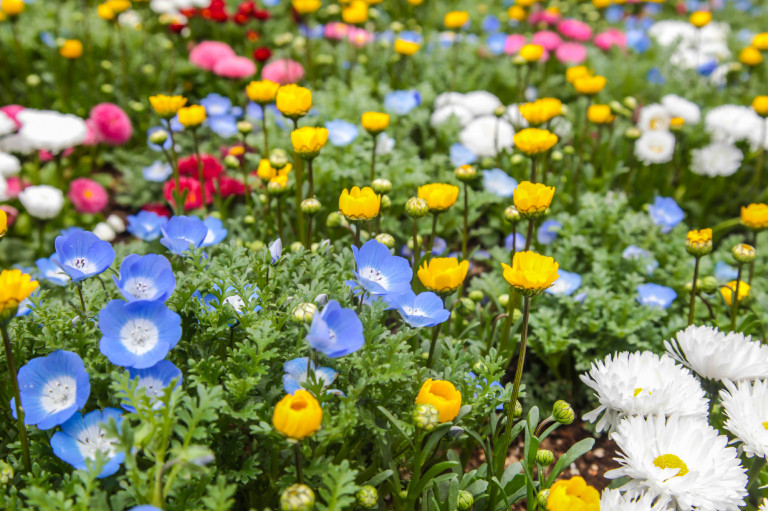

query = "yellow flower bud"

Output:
[[177, 105, 206, 127], [0, 210, 6, 239], [394, 39, 420, 56], [246, 80, 280, 104], [414, 379, 462, 423], [587, 104, 615, 124], [519, 44, 544, 62], [291, 127, 328, 159], [276, 84, 313, 120], [60, 40, 84, 60], [417, 258, 468, 293], [686, 228, 712, 257], [689, 10, 712, 28], [753, 33, 768, 51], [361, 111, 390, 135], [444, 10, 469, 29], [339, 186, 381, 221], [272, 390, 322, 440]]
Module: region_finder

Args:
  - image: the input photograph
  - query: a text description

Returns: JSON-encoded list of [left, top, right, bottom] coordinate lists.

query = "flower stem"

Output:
[[354, 222, 362, 247], [530, 157, 537, 183], [276, 197, 284, 242], [688, 256, 701, 326], [77, 284, 87, 318], [509, 295, 531, 407], [191, 129, 207, 215], [524, 217, 535, 251], [426, 322, 443, 368], [369, 135, 378, 184], [294, 442, 303, 484], [292, 119, 306, 246], [1, 323, 31, 473], [730, 265, 743, 332], [462, 182, 469, 260], [412, 218, 420, 272], [749, 231, 758, 286], [498, 287, 519, 357], [262, 109, 270, 156], [427, 214, 438, 254]]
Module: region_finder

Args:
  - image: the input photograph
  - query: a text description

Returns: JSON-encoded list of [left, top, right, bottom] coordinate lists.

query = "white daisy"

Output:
[[430, 105, 474, 127], [0, 111, 15, 136], [0, 152, 21, 176], [459, 116, 514, 158], [456, 91, 502, 117], [18, 185, 65, 220], [760, 498, 768, 511], [705, 105, 764, 150], [505, 104, 529, 129], [93, 222, 117, 242], [634, 131, 675, 165], [664, 325, 768, 382], [599, 488, 671, 510], [580, 351, 708, 433], [638, 104, 671, 132], [434, 92, 466, 109], [690, 143, 743, 177], [720, 379, 768, 458], [661, 94, 701, 124], [606, 415, 748, 511], [16, 110, 87, 154]]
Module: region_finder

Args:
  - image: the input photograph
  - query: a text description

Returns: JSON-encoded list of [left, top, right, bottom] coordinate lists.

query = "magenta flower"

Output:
[[324, 22, 349, 40], [68, 178, 108, 214], [594, 29, 627, 51], [557, 19, 593, 41], [213, 55, 257, 79], [189, 41, 236, 71], [261, 59, 305, 84], [528, 9, 561, 25], [555, 42, 587, 64], [89, 103, 133, 146], [532, 31, 562, 51], [504, 34, 527, 55]]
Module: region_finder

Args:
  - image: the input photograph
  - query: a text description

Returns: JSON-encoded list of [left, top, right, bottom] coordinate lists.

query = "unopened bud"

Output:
[[224, 154, 240, 168], [149, 130, 168, 145], [686, 228, 713, 257], [504, 205, 521, 224], [458, 297, 475, 314], [700, 276, 718, 294], [512, 400, 522, 418], [494, 105, 507, 118], [625, 127, 641, 140], [537, 489, 550, 509], [468, 290, 484, 302], [326, 211, 343, 228], [301, 198, 321, 215], [0, 460, 13, 484], [405, 197, 429, 218], [381, 195, 391, 209], [269, 148, 290, 168], [372, 178, 392, 194], [375, 233, 395, 249], [552, 400, 575, 424], [237, 121, 253, 134], [280, 483, 316, 511], [551, 150, 563, 162], [536, 449, 555, 466], [732, 243, 756, 264], [413, 403, 440, 431], [510, 154, 525, 165], [457, 490, 474, 511], [622, 96, 637, 110], [455, 164, 478, 182], [356, 486, 378, 509], [267, 178, 289, 195]]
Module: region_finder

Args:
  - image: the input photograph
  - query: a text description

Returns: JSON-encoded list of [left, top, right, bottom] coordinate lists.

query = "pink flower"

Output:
[[555, 42, 587, 64], [261, 59, 305, 84], [39, 148, 74, 163], [213, 55, 257, 79], [594, 29, 627, 51], [83, 119, 102, 146], [557, 19, 593, 42], [189, 41, 237, 71], [504, 34, 528, 55], [5, 178, 24, 199], [88, 103, 133, 146], [347, 27, 373, 48], [532, 31, 562, 51], [0, 105, 24, 128], [69, 178, 108, 214], [324, 22, 350, 40], [528, 9, 561, 26]]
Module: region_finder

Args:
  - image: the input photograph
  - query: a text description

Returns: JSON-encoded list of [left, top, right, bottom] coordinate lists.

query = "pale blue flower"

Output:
[[546, 270, 581, 296], [537, 220, 562, 245], [649, 196, 684, 233], [385, 90, 422, 115], [142, 161, 172, 182], [636, 283, 676, 308], [50, 408, 124, 478], [325, 119, 359, 147], [483, 168, 517, 197]]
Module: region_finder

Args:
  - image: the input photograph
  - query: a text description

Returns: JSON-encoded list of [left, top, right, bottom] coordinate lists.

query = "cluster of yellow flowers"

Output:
[[566, 66, 607, 95], [518, 98, 562, 126]]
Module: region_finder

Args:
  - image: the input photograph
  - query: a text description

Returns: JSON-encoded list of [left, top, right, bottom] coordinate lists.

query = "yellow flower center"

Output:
[[634, 388, 643, 396], [653, 454, 689, 478], [762, 421, 768, 430]]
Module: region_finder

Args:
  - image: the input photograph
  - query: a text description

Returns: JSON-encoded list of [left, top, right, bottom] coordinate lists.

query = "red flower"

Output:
[[170, 21, 187, 33], [238, 1, 256, 14], [142, 202, 171, 217], [178, 154, 224, 179], [247, 30, 260, 42], [234, 12, 249, 24], [163, 176, 211, 211], [206, 176, 246, 198], [253, 46, 272, 62], [253, 9, 271, 21], [179, 8, 197, 17]]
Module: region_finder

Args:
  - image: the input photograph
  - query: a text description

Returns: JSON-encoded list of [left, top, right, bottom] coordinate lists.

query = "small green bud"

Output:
[[249, 240, 265, 251], [381, 194, 392, 209], [552, 400, 575, 425], [237, 121, 253, 134], [405, 197, 429, 218], [458, 297, 475, 314], [244, 215, 256, 225], [732, 243, 756, 264], [700, 276, 718, 294], [372, 178, 392, 194], [26, 74, 41, 87], [0, 459, 13, 484], [149, 130, 168, 145], [468, 290, 484, 302], [512, 400, 523, 418], [510, 154, 525, 165], [504, 206, 521, 224], [494, 105, 507, 118], [512, 55, 527, 66], [537, 489, 550, 509], [536, 449, 555, 466], [407, 234, 423, 251], [413, 403, 440, 431], [290, 241, 304, 253], [301, 198, 322, 215], [622, 96, 638, 110], [457, 490, 474, 511], [625, 127, 641, 140], [398, 490, 408, 500], [209, 211, 222, 219], [551, 150, 563, 162], [326, 211, 343, 228], [224, 155, 240, 169], [100, 83, 115, 94], [498, 293, 509, 307], [356, 485, 378, 509], [562, 145, 575, 155], [292, 303, 318, 324], [455, 164, 478, 182], [100, 60, 113, 70], [269, 148, 290, 168], [375, 233, 395, 249], [280, 483, 316, 511]]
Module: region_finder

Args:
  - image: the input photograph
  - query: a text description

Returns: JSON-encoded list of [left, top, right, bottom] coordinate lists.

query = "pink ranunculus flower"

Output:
[[528, 9, 561, 26], [261, 58, 305, 84], [555, 42, 587, 64], [213, 55, 257, 79], [557, 19, 593, 42], [39, 148, 75, 163], [83, 119, 102, 146], [189, 41, 237, 71], [68, 178, 108, 214], [5, 178, 24, 199], [0, 105, 24, 128], [532, 30, 562, 51], [324, 22, 350, 40], [89, 103, 133, 146], [594, 29, 627, 51], [504, 34, 527, 55], [347, 27, 373, 48]]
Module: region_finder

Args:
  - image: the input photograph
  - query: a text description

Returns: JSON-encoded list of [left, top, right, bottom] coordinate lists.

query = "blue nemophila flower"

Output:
[[200, 93, 232, 116], [201, 217, 228, 248], [648, 196, 684, 234], [622, 245, 658, 274], [450, 143, 477, 167], [636, 283, 677, 309], [98, 300, 182, 369], [269, 238, 282, 264], [12, 350, 90, 430], [50, 408, 125, 478], [130, 508, 162, 511], [113, 254, 175, 303], [386, 290, 450, 328], [352, 240, 412, 296], [208, 115, 238, 138], [401, 236, 447, 259], [385, 90, 422, 115], [122, 360, 182, 413], [160, 216, 208, 255], [127, 211, 167, 242], [715, 261, 739, 282], [483, 168, 517, 197], [53, 231, 115, 282], [142, 161, 173, 182], [537, 220, 562, 245], [504, 233, 526, 252], [307, 300, 364, 358], [546, 270, 582, 296], [482, 14, 501, 33], [283, 357, 340, 395], [60, 227, 85, 237], [36, 255, 70, 286], [486, 33, 507, 56], [196, 284, 261, 315], [325, 119, 359, 147]]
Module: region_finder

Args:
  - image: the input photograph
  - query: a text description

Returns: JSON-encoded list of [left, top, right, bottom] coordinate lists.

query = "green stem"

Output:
[[276, 197, 284, 242], [524, 217, 535, 251], [530, 157, 537, 183], [294, 443, 303, 484], [498, 287, 519, 356], [730, 265, 743, 332], [462, 183, 469, 260], [369, 135, 378, 183], [307, 158, 315, 199], [426, 322, 443, 368], [412, 218, 420, 272], [749, 231, 758, 286], [355, 222, 361, 247], [262, 108, 270, 156], [509, 296, 531, 408], [1, 323, 31, 473], [77, 285, 87, 318], [292, 119, 306, 246], [688, 256, 701, 326]]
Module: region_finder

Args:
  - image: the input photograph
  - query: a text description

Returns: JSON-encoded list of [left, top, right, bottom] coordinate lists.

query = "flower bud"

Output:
[[458, 297, 475, 314], [622, 96, 637, 110], [290, 241, 304, 253], [625, 127, 641, 140], [237, 121, 253, 134], [356, 486, 378, 509], [732, 243, 756, 264], [510, 154, 525, 165], [457, 490, 474, 511], [562, 145, 575, 155], [224, 154, 240, 169], [244, 215, 256, 225], [536, 449, 555, 466], [413, 403, 440, 431], [685, 228, 712, 257], [498, 293, 509, 307], [552, 400, 575, 425], [280, 483, 316, 511], [551, 150, 563, 162], [372, 178, 392, 194], [326, 212, 345, 229], [381, 195, 392, 209], [537, 489, 550, 509], [268, 178, 290, 195], [398, 490, 408, 500], [26, 74, 41, 87], [699, 275, 718, 294], [494, 105, 507, 118], [0, 459, 13, 485], [405, 197, 429, 218], [504, 205, 521, 224], [406, 235, 423, 251], [269, 148, 290, 168], [149, 129, 168, 145], [455, 164, 478, 182], [301, 198, 322, 215], [480, 157, 496, 169], [375, 233, 395, 249], [468, 290, 484, 302], [512, 400, 523, 418]]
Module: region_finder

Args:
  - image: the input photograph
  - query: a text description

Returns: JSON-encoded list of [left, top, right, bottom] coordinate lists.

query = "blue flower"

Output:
[[208, 115, 239, 138], [715, 261, 739, 282], [626, 29, 651, 53], [351, 240, 412, 296], [269, 238, 283, 264], [53, 231, 115, 282], [127, 211, 167, 241], [307, 300, 364, 358], [98, 300, 182, 369], [60, 227, 85, 237], [486, 33, 508, 55], [40, 31, 56, 48], [201, 217, 228, 248], [537, 220, 562, 245], [146, 127, 172, 152], [622, 245, 658, 274], [245, 102, 264, 122], [282, 357, 340, 395], [160, 216, 208, 255], [546, 270, 582, 296], [122, 360, 182, 413], [386, 290, 450, 328], [605, 5, 624, 23], [197, 284, 261, 315], [482, 14, 501, 33], [325, 119, 359, 147], [636, 283, 677, 309], [483, 168, 517, 197], [450, 143, 477, 167], [200, 93, 232, 117], [50, 408, 125, 478], [385, 90, 422, 115], [262, 0, 280, 5], [646, 68, 665, 85], [504, 233, 526, 252], [36, 255, 70, 286], [400, 236, 447, 259], [12, 350, 90, 430], [130, 508, 163, 511], [648, 196, 684, 234], [697, 60, 718, 77], [398, 30, 422, 44], [142, 161, 173, 182], [113, 254, 175, 303]]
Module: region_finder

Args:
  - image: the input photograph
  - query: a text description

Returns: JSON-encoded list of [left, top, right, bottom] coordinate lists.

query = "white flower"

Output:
[[434, 92, 465, 109], [505, 105, 529, 129], [549, 117, 572, 141], [375, 133, 395, 155], [661, 94, 701, 124], [93, 222, 116, 242], [690, 143, 743, 177], [106, 214, 126, 234], [0, 175, 7, 202], [0, 112, 15, 136], [705, 105, 764, 150], [720, 379, 768, 458], [634, 131, 675, 165], [606, 415, 748, 511], [665, 325, 768, 382], [0, 152, 20, 177], [16, 110, 87, 154], [760, 498, 768, 511], [456, 91, 502, 117], [648, 20, 696, 47], [430, 105, 474, 127], [18, 185, 65, 220], [580, 351, 708, 433], [459, 116, 514, 158], [638, 104, 671, 132], [599, 489, 670, 510]]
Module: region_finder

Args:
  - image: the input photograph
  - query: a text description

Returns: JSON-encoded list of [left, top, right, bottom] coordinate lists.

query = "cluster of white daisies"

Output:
[[580, 325, 768, 511]]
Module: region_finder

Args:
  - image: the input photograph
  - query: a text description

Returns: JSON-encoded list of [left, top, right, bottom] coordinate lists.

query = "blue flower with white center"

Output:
[[468, 371, 504, 411], [200, 217, 228, 248], [636, 283, 677, 309], [483, 168, 517, 197], [12, 350, 90, 430], [648, 196, 684, 234], [113, 254, 175, 303], [245, 102, 264, 121], [622, 245, 658, 274], [142, 161, 172, 182], [269, 238, 282, 264], [197, 284, 261, 315], [486, 33, 507, 55], [208, 115, 239, 138], [36, 255, 70, 286], [325, 119, 359, 147], [282, 357, 340, 395], [546, 270, 582, 296], [160, 216, 208, 255], [307, 300, 364, 358], [146, 127, 172, 152], [53, 231, 115, 282], [385, 290, 450, 328], [504, 232, 526, 252], [537, 220, 562, 245], [98, 300, 182, 369], [385, 90, 422, 115], [122, 360, 182, 413], [200, 93, 232, 117], [352, 240, 413, 296], [450, 143, 477, 167], [715, 261, 739, 282], [127, 211, 167, 241], [50, 408, 124, 478]]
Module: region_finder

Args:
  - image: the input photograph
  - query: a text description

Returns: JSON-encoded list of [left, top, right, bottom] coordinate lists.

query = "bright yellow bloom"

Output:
[[246, 80, 280, 104], [502, 251, 559, 294], [60, 40, 83, 59], [0, 209, 6, 238], [407, 0, 423, 5], [291, 127, 328, 159], [0, 269, 38, 317], [519, 44, 544, 62], [721, 280, 750, 306], [686, 228, 712, 256], [272, 390, 322, 440], [177, 105, 206, 127], [418, 258, 469, 293], [276, 84, 312, 119], [444, 10, 469, 29], [573, 75, 606, 95], [515, 0, 537, 6], [268, 174, 290, 194], [546, 476, 600, 511], [514, 128, 558, 155], [592, 0, 611, 8], [339, 186, 381, 221], [1, 0, 24, 15], [689, 10, 711, 28], [739, 46, 763, 67], [292, 0, 321, 15], [518, 98, 562, 125], [361, 111, 390, 135], [741, 203, 768, 230], [149, 94, 187, 118], [342, 0, 368, 24], [97, 3, 115, 20], [669, 117, 685, 129], [753, 33, 768, 51], [587, 104, 615, 124], [507, 5, 526, 21], [753, 96, 768, 117], [105, 0, 131, 13], [565, 65, 591, 84], [257, 159, 292, 181], [513, 181, 555, 217], [418, 183, 460, 212], [394, 39, 420, 56], [415, 379, 462, 423]]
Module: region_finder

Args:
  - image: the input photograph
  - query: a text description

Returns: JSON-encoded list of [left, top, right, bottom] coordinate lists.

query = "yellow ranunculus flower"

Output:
[[513, 181, 555, 217], [753, 96, 768, 117], [669, 117, 685, 130], [292, 0, 321, 15], [361, 111, 390, 135], [686, 228, 712, 256], [418, 258, 469, 293], [394, 39, 420, 56], [272, 390, 323, 440], [444, 10, 469, 29], [1, 0, 24, 15], [502, 251, 559, 295], [519, 44, 544, 62], [546, 476, 600, 511], [246, 80, 280, 104], [741, 203, 768, 230], [689, 10, 711, 28], [149, 95, 187, 118], [0, 209, 6, 238], [268, 174, 290, 194], [565, 65, 591, 84], [514, 128, 558, 155], [592, 0, 611, 8], [276, 84, 313, 120], [0, 269, 38, 317], [60, 40, 83, 60], [257, 159, 292, 181], [106, 0, 131, 13], [97, 4, 115, 20], [291, 127, 328, 159], [753, 33, 768, 51], [573, 75, 606, 95], [739, 46, 763, 67], [418, 183, 459, 212], [339, 186, 381, 221], [721, 280, 750, 306], [587, 104, 615, 124], [342, 0, 368, 24], [515, 0, 537, 6], [518, 98, 562, 126], [507, 5, 526, 21], [177, 105, 206, 128], [415, 379, 462, 423]]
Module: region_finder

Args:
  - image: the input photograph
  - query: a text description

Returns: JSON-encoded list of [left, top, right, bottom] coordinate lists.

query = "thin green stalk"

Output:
[[509, 295, 532, 408], [307, 158, 315, 199], [77, 285, 87, 318], [427, 214, 438, 254], [276, 197, 284, 242], [524, 217, 535, 251], [426, 322, 443, 368], [412, 218, 420, 271], [262, 108, 270, 156], [749, 231, 758, 286], [354, 222, 362, 247], [2, 323, 31, 473], [294, 443, 303, 484], [688, 256, 701, 326], [530, 157, 537, 183], [292, 119, 306, 246], [730, 265, 743, 331], [369, 135, 378, 183], [498, 288, 519, 356], [461, 182, 469, 260]]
